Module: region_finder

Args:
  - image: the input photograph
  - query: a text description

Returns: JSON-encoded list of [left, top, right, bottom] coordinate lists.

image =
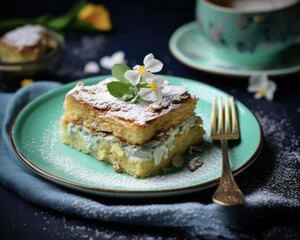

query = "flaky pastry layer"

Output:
[[61, 80, 198, 145]]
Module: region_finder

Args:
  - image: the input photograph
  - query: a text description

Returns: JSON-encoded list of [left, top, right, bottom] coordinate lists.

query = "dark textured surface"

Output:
[[1, 1, 300, 239]]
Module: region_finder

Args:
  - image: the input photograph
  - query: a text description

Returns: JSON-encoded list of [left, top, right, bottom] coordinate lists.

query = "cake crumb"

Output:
[[188, 157, 203, 172], [188, 145, 202, 154], [112, 161, 123, 173]]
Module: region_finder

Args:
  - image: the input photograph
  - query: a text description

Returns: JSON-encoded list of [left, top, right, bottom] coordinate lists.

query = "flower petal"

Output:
[[247, 86, 258, 93], [145, 59, 163, 73], [21, 78, 34, 87], [111, 51, 126, 63], [267, 80, 277, 92], [145, 77, 154, 85], [139, 88, 163, 102], [100, 56, 114, 69], [154, 76, 164, 87], [254, 93, 263, 99], [138, 88, 153, 101], [145, 76, 164, 88], [124, 70, 141, 85], [78, 4, 112, 31], [155, 89, 163, 101], [265, 91, 274, 101], [84, 61, 100, 73], [248, 74, 266, 91], [143, 53, 154, 65], [248, 74, 277, 101], [265, 81, 277, 101], [100, 51, 126, 69]]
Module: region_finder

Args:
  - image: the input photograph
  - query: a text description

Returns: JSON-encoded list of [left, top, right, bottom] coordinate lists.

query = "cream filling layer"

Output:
[[65, 116, 201, 166]]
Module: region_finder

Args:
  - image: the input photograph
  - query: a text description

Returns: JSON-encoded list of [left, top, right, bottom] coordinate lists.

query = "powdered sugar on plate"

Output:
[[33, 112, 220, 192], [15, 78, 265, 196]]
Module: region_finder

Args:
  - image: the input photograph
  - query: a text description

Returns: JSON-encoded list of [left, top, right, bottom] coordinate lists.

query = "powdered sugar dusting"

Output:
[[244, 108, 300, 207], [19, 91, 269, 195], [56, 35, 107, 79], [68, 79, 193, 126], [1, 24, 46, 50], [30, 114, 221, 192], [32, 210, 181, 239]]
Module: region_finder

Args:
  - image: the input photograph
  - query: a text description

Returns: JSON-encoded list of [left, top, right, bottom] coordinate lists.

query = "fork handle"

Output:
[[220, 139, 233, 183], [212, 139, 244, 206]]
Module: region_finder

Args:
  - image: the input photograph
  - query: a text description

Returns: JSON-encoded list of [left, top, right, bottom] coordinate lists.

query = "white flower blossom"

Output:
[[100, 51, 126, 69], [247, 74, 277, 101], [138, 76, 164, 102], [84, 61, 100, 73], [124, 53, 163, 85]]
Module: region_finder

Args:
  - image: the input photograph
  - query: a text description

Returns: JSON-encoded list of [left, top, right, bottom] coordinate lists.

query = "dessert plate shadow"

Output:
[[10, 75, 263, 198]]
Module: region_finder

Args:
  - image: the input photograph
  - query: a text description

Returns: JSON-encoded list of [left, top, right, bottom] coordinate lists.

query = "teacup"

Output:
[[195, 0, 300, 66]]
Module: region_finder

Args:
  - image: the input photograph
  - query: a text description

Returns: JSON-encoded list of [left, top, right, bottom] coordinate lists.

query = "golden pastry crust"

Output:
[[61, 80, 199, 145], [60, 78, 206, 178]]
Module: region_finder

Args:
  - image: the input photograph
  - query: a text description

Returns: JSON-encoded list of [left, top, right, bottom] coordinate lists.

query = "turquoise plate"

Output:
[[10, 75, 263, 198], [169, 22, 300, 77]]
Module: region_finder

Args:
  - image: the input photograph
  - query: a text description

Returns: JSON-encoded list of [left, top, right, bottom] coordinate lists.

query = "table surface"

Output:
[[1, 1, 299, 239]]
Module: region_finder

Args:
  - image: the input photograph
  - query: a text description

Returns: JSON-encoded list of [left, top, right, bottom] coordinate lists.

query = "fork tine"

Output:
[[218, 98, 224, 134], [211, 96, 217, 135], [225, 97, 231, 133], [231, 96, 239, 135]]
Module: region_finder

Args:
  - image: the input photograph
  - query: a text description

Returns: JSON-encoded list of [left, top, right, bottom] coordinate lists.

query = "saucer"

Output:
[[169, 22, 300, 77]]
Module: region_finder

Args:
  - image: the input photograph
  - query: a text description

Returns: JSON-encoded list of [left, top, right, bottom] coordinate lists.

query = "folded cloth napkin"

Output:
[[1, 82, 299, 239]]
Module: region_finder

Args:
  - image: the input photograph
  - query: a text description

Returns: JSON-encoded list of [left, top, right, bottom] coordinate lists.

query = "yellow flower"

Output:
[[138, 76, 164, 102], [21, 79, 34, 87], [78, 3, 112, 31], [124, 53, 163, 85]]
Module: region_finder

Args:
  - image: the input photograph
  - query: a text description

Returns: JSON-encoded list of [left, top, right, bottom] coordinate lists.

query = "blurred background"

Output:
[[0, 0, 200, 91], [0, 1, 299, 239]]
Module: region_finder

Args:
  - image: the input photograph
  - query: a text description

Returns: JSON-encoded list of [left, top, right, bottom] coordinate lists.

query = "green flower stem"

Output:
[[0, 0, 89, 32]]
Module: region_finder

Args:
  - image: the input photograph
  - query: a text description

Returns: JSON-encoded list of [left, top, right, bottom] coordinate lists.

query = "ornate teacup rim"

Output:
[[202, 0, 300, 14]]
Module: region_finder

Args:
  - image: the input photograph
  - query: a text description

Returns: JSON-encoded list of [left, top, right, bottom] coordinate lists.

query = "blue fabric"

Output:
[[1, 82, 299, 239]]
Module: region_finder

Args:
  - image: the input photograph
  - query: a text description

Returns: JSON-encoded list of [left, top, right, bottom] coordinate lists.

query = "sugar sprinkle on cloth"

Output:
[[1, 83, 300, 239]]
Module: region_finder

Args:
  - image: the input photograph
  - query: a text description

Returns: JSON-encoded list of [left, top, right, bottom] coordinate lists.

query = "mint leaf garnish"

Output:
[[107, 54, 165, 103], [107, 81, 132, 99], [112, 64, 130, 83]]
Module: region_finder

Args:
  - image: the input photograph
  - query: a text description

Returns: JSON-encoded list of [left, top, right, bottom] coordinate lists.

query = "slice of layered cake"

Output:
[[60, 54, 205, 178], [0, 25, 47, 63], [0, 24, 58, 63]]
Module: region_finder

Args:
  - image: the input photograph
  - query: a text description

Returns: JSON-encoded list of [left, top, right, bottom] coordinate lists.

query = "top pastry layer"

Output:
[[61, 78, 199, 145]]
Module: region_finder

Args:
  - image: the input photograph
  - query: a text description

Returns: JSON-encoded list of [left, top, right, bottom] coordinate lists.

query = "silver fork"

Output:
[[211, 96, 244, 206]]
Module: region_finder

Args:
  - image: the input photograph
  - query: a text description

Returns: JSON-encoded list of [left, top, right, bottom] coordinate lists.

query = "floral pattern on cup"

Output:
[[197, 16, 205, 31], [209, 23, 227, 45], [195, 0, 300, 65], [237, 14, 269, 30], [252, 15, 269, 25], [237, 15, 252, 30], [237, 42, 256, 53], [263, 28, 286, 44]]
